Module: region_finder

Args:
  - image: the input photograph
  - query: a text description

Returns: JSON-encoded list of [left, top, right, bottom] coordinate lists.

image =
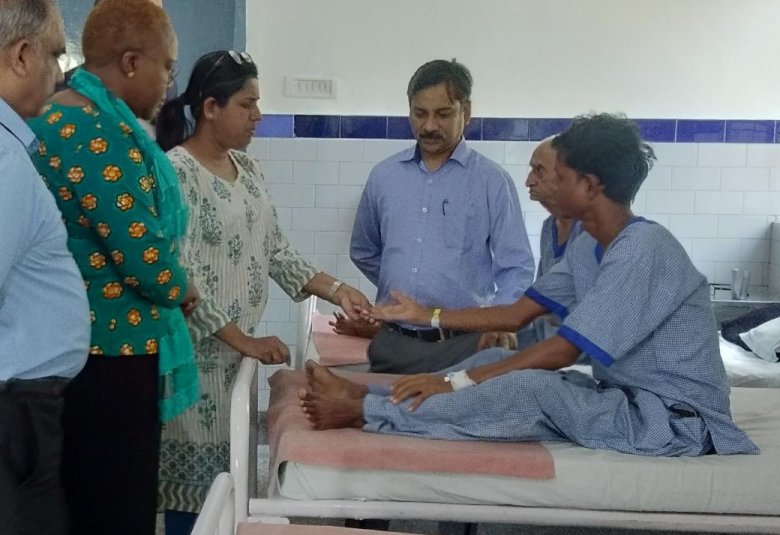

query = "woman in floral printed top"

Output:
[[27, 2, 199, 534], [154, 51, 372, 534]]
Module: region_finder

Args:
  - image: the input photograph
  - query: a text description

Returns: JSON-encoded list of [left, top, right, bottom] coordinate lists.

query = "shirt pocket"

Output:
[[444, 202, 478, 251]]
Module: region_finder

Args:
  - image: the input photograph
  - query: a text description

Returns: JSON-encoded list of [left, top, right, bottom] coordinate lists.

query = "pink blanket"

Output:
[[266, 370, 555, 490], [311, 312, 369, 366]]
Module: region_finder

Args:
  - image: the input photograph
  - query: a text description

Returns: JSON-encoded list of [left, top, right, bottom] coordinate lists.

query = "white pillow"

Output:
[[740, 317, 780, 363]]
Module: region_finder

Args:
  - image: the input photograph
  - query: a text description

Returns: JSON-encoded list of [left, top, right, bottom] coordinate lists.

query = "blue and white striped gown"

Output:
[[362, 218, 758, 457]]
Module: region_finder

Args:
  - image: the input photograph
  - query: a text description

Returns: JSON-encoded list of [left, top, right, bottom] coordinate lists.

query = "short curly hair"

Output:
[[82, 0, 172, 67], [552, 113, 656, 206]]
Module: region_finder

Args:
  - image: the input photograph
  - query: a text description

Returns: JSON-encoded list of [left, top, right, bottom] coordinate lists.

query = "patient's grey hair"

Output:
[[0, 0, 54, 50]]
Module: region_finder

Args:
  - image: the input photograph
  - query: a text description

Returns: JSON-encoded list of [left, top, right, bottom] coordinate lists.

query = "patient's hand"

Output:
[[477, 331, 518, 351], [329, 311, 380, 339], [370, 290, 432, 326], [390, 373, 452, 411]]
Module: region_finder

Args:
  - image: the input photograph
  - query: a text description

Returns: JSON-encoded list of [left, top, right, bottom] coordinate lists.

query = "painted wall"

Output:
[[248, 0, 780, 118]]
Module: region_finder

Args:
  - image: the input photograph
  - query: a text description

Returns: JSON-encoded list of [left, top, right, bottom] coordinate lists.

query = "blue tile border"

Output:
[[255, 114, 780, 143]]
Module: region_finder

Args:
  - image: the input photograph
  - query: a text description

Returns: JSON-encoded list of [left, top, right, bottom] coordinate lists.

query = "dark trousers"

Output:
[[61, 355, 160, 535], [0, 378, 69, 535], [368, 328, 482, 374]]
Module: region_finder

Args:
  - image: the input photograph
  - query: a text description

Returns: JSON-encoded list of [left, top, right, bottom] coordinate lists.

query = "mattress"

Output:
[[274, 387, 780, 515]]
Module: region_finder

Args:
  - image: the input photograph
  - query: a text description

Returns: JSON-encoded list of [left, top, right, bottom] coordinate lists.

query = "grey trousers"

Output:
[[367, 327, 482, 374]]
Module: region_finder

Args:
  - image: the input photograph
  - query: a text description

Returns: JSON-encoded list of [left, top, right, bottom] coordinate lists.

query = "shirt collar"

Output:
[[398, 137, 471, 167], [0, 97, 37, 154]]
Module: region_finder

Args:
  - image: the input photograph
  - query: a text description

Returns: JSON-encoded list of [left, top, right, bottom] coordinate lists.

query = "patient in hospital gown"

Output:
[[298, 113, 758, 458]]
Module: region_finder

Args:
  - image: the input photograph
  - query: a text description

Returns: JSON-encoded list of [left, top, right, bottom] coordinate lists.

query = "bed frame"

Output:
[[228, 302, 780, 534]]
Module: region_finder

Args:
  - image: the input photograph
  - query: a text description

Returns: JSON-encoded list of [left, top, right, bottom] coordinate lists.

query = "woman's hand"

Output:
[[237, 335, 289, 365], [390, 373, 453, 411], [370, 290, 432, 326], [180, 279, 201, 316], [332, 284, 372, 321]]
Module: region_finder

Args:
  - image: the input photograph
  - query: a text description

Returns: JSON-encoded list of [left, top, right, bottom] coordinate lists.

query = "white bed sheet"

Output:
[[719, 336, 780, 387], [275, 387, 780, 516]]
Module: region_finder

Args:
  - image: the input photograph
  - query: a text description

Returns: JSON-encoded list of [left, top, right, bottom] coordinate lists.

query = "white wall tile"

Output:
[[293, 161, 340, 184], [771, 169, 780, 191], [337, 209, 357, 231], [641, 166, 672, 190], [315, 185, 364, 208], [523, 211, 549, 236], [504, 141, 536, 165], [363, 139, 413, 162], [671, 167, 720, 190], [339, 162, 374, 185], [522, 199, 547, 213], [694, 191, 744, 215], [275, 207, 291, 230], [743, 191, 780, 215], [268, 184, 316, 207], [691, 238, 742, 262], [650, 143, 698, 167], [316, 139, 364, 162], [632, 191, 647, 213], [747, 144, 780, 167], [741, 239, 771, 263], [717, 215, 771, 239], [336, 255, 363, 279], [269, 138, 317, 161], [311, 254, 338, 276], [720, 168, 770, 191], [314, 231, 351, 254], [261, 299, 290, 322], [246, 138, 270, 160], [261, 160, 293, 184], [284, 230, 314, 253], [697, 143, 747, 167], [645, 190, 695, 214], [469, 141, 506, 164], [669, 214, 718, 238], [692, 261, 716, 282], [291, 207, 338, 231]]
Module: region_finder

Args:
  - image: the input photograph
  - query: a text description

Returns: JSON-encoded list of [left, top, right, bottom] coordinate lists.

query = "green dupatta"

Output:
[[70, 68, 199, 421]]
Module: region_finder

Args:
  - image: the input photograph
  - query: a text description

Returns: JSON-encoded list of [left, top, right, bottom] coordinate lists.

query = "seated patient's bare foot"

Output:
[[305, 360, 367, 400], [297, 387, 365, 430]]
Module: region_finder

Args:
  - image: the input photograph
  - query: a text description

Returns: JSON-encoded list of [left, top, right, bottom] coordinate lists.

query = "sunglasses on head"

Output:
[[198, 50, 255, 98]]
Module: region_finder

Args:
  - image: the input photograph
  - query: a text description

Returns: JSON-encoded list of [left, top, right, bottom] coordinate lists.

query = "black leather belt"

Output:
[[385, 323, 469, 343]]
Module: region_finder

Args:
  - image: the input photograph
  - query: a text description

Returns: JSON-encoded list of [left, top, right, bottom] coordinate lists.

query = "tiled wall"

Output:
[[245, 126, 780, 396]]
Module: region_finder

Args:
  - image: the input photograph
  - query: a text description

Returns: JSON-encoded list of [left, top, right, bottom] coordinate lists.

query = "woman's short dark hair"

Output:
[[552, 113, 656, 206], [156, 50, 258, 151], [406, 59, 472, 106]]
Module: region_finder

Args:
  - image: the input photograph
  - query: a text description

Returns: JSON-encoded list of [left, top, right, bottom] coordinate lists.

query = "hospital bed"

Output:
[[230, 301, 780, 533]]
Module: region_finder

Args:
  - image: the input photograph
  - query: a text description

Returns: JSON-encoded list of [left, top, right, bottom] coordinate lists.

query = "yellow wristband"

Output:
[[430, 307, 442, 329]]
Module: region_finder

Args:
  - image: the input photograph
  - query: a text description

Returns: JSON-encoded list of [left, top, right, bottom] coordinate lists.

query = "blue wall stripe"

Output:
[[257, 115, 780, 143]]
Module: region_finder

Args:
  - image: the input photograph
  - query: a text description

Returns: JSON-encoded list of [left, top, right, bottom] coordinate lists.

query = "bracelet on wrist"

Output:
[[327, 280, 345, 301]]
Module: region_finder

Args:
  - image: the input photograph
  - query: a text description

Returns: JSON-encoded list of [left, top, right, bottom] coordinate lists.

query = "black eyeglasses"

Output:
[[198, 50, 255, 98]]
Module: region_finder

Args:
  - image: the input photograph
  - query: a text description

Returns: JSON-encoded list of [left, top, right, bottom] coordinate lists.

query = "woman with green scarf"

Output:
[[28, 1, 199, 534]]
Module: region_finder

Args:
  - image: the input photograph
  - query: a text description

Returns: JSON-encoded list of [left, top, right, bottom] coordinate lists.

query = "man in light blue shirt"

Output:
[[351, 59, 534, 373], [0, 2, 89, 533]]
